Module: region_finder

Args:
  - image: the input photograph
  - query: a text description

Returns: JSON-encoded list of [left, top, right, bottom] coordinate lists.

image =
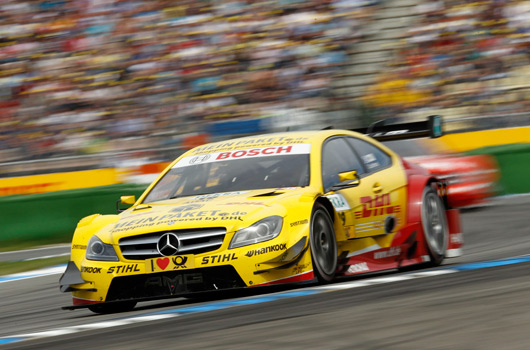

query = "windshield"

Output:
[[144, 154, 310, 203]]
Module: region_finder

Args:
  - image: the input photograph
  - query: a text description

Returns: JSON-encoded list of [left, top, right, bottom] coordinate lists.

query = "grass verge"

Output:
[[0, 256, 69, 276]]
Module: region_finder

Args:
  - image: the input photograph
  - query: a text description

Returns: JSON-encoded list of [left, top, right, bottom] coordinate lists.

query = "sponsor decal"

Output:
[[189, 154, 211, 164], [225, 202, 266, 206], [170, 204, 204, 212], [81, 266, 101, 273], [374, 247, 401, 259], [201, 253, 238, 265], [326, 193, 350, 211], [172, 256, 191, 268], [190, 136, 310, 155], [290, 219, 308, 227], [347, 262, 369, 273], [361, 153, 380, 169], [292, 263, 310, 275], [189, 191, 249, 202], [107, 264, 141, 274], [216, 145, 294, 160], [147, 255, 195, 272], [156, 257, 170, 270], [72, 244, 87, 250], [451, 233, 464, 245], [111, 210, 247, 233], [354, 194, 401, 219], [245, 243, 287, 257], [174, 144, 311, 168], [355, 221, 386, 232]]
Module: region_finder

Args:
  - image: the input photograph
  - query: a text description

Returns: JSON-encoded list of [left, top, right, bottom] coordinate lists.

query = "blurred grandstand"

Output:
[[1, 0, 529, 176]]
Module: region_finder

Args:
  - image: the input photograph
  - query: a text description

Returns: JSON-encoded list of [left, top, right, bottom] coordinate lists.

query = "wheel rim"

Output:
[[422, 191, 446, 255], [311, 211, 336, 275]]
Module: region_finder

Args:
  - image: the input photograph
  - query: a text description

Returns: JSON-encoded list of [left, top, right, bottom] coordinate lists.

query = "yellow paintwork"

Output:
[[68, 130, 409, 302]]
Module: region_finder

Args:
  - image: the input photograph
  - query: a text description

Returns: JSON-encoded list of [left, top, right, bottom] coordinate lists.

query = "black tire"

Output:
[[88, 301, 137, 314], [310, 203, 337, 283], [421, 186, 449, 266]]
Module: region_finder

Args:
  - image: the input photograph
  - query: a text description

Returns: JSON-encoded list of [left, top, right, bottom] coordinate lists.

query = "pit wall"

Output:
[[466, 143, 530, 195], [0, 169, 119, 196], [425, 126, 530, 153]]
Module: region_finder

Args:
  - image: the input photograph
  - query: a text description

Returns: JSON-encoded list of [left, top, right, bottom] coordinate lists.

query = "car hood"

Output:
[[105, 187, 312, 243]]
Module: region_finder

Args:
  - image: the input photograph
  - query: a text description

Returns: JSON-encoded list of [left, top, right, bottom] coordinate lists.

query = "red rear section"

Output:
[[405, 155, 499, 208], [339, 159, 463, 277]]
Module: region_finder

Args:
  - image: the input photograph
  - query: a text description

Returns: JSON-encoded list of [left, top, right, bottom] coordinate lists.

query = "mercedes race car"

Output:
[[60, 116, 463, 313]]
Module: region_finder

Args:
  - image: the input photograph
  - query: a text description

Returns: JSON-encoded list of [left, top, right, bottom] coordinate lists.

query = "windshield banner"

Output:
[[173, 144, 311, 168]]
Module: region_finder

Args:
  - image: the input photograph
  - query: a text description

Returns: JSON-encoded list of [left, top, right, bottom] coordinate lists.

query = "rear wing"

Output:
[[352, 115, 443, 142]]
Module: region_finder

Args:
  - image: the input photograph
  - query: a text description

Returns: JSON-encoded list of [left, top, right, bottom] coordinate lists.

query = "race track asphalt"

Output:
[[1, 195, 529, 350]]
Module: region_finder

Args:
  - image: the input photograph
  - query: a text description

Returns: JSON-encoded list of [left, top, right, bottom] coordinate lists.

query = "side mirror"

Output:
[[329, 171, 360, 191], [116, 195, 136, 213], [338, 170, 357, 182]]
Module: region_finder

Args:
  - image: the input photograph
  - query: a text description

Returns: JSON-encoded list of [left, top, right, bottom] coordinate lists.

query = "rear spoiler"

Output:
[[352, 115, 443, 142]]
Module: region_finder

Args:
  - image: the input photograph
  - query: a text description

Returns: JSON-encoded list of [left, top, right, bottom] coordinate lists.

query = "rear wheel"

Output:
[[310, 203, 337, 283], [421, 186, 449, 266], [88, 301, 137, 314]]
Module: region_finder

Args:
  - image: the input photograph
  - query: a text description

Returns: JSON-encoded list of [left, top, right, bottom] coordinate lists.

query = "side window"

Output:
[[322, 138, 364, 191], [346, 137, 392, 173]]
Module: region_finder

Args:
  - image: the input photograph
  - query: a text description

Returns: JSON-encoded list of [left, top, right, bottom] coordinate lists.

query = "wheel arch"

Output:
[[407, 174, 440, 224], [315, 196, 335, 223]]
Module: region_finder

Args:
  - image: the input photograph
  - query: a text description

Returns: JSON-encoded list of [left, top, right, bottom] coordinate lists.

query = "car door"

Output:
[[344, 136, 407, 238], [321, 136, 368, 234], [321, 136, 407, 238]]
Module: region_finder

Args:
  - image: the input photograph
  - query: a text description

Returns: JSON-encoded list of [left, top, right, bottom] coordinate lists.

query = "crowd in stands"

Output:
[[364, 0, 530, 124], [0, 0, 378, 162]]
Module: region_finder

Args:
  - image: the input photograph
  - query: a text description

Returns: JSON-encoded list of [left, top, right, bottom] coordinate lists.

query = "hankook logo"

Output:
[[157, 232, 181, 256]]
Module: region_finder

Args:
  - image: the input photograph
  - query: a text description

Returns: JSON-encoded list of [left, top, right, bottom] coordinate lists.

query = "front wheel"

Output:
[[421, 186, 449, 266], [310, 203, 337, 283]]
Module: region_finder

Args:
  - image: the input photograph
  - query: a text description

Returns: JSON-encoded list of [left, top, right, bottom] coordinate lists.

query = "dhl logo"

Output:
[[354, 193, 401, 219]]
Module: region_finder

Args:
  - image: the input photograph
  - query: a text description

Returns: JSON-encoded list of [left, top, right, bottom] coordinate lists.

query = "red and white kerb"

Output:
[[173, 144, 311, 168]]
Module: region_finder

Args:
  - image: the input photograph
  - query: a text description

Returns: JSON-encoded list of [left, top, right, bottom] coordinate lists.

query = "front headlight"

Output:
[[86, 236, 119, 261], [229, 216, 283, 249]]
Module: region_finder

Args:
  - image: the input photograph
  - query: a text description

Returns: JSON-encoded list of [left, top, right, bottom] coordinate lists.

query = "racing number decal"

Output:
[[326, 194, 350, 211]]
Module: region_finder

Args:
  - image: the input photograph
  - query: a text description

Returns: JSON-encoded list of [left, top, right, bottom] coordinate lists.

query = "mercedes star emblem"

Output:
[[157, 232, 180, 256]]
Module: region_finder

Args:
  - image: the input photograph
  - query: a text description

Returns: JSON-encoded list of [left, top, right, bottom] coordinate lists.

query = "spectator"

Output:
[[0, 0, 375, 162]]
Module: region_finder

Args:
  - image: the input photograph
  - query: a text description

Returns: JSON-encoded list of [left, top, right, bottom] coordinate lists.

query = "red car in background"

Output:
[[405, 154, 499, 208]]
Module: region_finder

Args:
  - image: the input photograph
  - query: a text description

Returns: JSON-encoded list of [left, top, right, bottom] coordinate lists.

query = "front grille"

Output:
[[119, 228, 226, 260], [105, 266, 245, 301]]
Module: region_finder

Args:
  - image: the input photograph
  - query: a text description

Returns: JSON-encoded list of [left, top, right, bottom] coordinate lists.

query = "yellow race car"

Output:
[[60, 116, 463, 313]]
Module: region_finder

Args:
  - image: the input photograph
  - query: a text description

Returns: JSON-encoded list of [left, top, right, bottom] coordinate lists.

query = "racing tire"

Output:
[[88, 301, 137, 314], [421, 186, 449, 266], [310, 203, 337, 283]]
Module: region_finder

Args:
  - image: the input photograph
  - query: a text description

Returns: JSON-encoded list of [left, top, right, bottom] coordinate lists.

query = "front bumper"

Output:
[[61, 236, 313, 307]]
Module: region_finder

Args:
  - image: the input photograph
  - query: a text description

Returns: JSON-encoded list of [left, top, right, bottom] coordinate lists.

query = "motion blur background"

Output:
[[1, 0, 530, 245]]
